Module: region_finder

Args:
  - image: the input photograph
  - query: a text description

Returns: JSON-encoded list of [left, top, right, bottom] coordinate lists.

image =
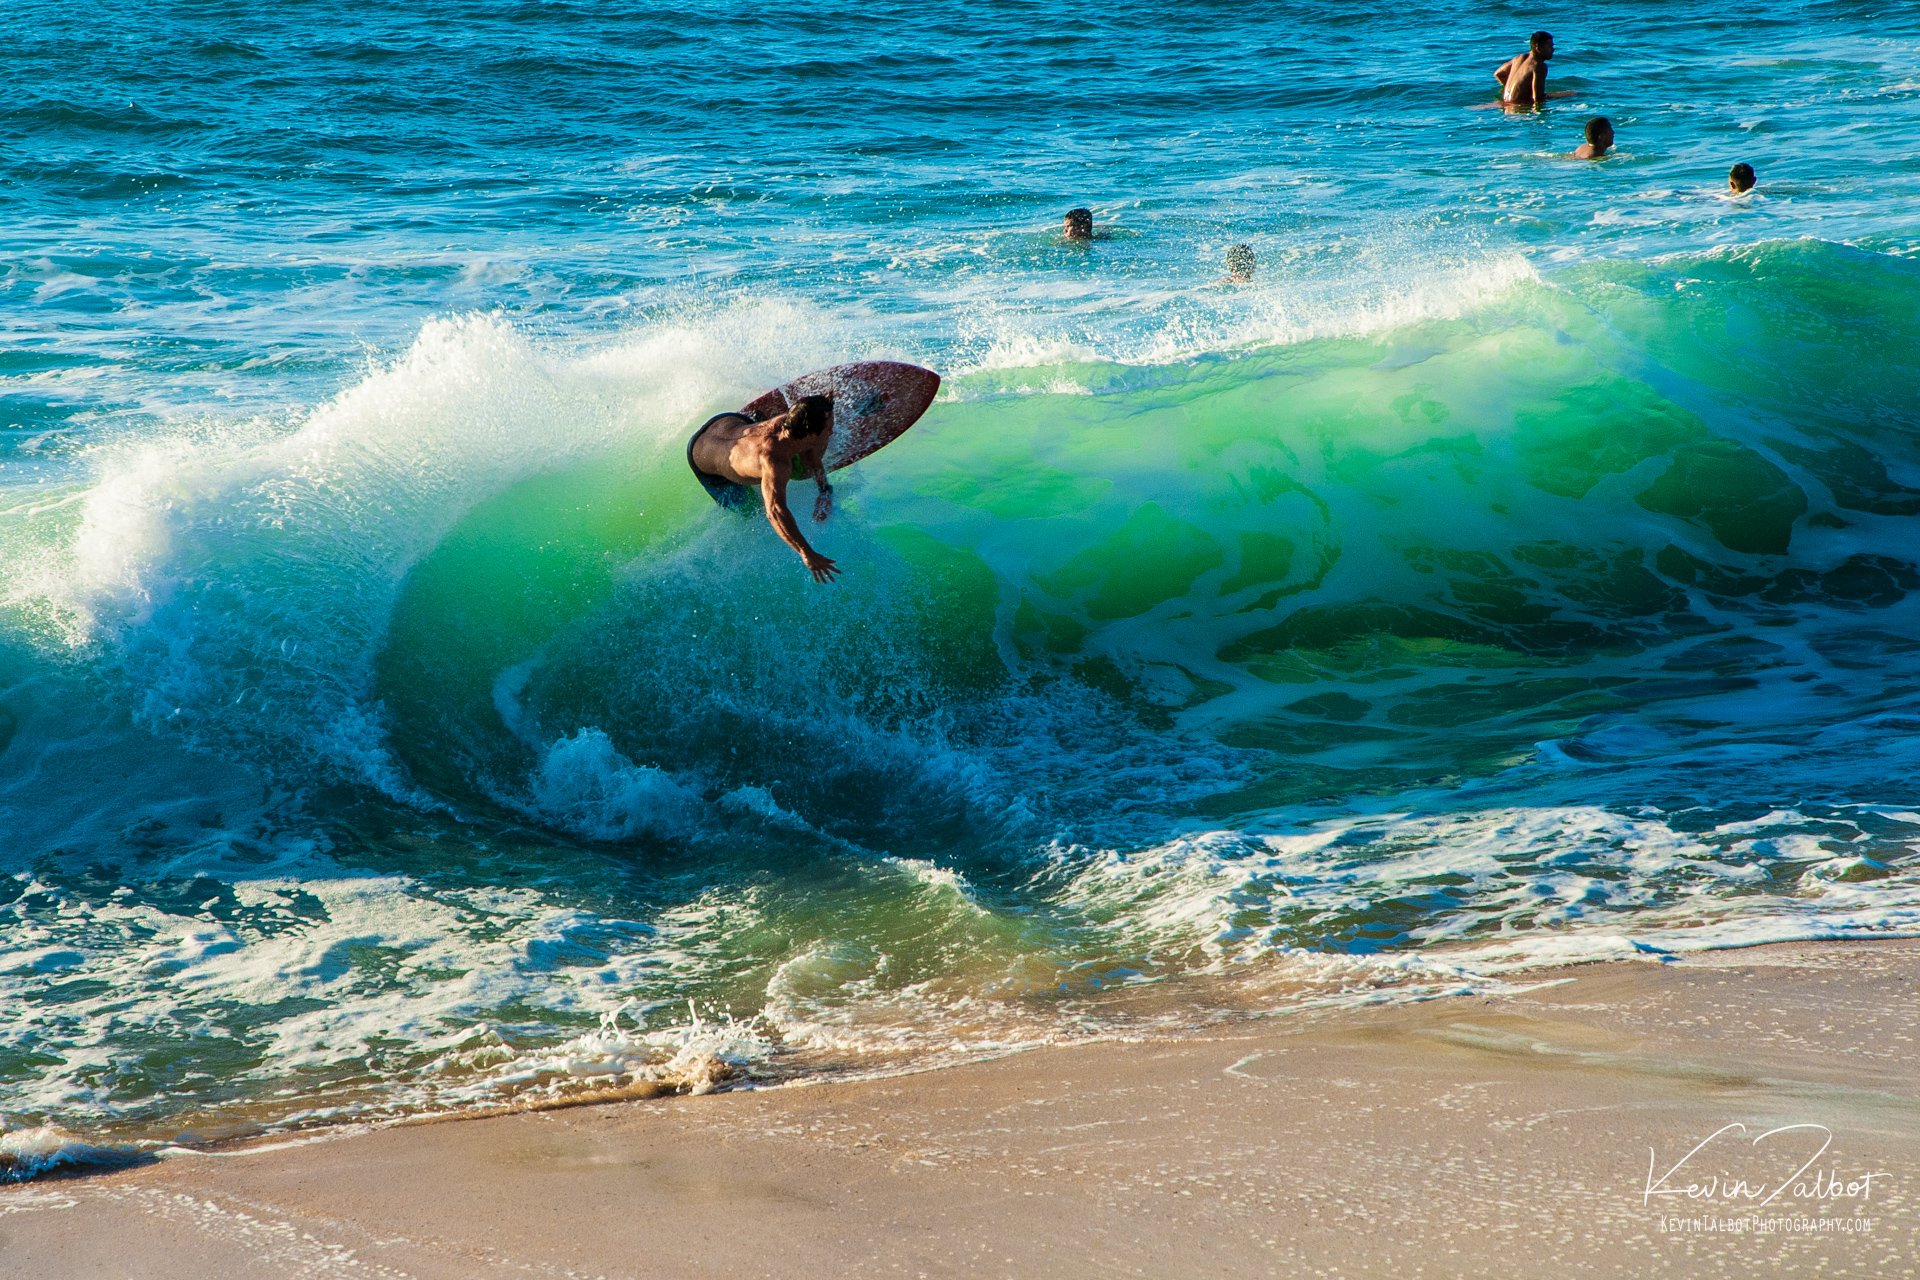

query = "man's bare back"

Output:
[[1495, 31, 1554, 105], [689, 396, 840, 583]]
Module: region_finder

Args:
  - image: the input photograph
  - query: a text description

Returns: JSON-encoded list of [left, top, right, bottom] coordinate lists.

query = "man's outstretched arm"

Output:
[[760, 470, 840, 583]]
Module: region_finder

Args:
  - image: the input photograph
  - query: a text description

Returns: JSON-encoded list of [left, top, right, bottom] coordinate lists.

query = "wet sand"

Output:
[[5, 939, 1918, 1278]]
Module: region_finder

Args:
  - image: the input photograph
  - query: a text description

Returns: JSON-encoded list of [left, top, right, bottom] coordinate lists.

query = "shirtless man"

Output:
[[1495, 31, 1554, 106], [687, 394, 840, 582]]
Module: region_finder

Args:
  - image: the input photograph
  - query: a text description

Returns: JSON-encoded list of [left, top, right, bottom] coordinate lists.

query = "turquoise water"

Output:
[[7, 1, 1920, 1168]]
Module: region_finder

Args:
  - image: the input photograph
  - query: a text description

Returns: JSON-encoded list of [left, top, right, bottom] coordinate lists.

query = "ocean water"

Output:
[[7, 0, 1920, 1170]]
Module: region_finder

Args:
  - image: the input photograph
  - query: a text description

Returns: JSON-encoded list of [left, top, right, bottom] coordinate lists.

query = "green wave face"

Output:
[[376, 241, 1920, 821]]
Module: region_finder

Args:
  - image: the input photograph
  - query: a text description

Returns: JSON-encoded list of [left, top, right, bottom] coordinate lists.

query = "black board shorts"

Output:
[[687, 412, 755, 512]]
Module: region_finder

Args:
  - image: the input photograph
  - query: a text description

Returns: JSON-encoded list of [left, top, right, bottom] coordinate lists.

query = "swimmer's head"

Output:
[[1225, 244, 1256, 283], [779, 394, 834, 440], [1729, 163, 1756, 194], [1585, 116, 1614, 150], [1530, 31, 1554, 59], [1064, 208, 1094, 241]]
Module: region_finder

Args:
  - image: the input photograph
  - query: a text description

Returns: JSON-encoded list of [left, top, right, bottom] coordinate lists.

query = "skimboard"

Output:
[[690, 360, 940, 510], [739, 360, 940, 473]]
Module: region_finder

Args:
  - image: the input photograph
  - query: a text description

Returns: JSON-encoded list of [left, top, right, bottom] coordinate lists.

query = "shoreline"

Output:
[[5, 937, 1917, 1277]]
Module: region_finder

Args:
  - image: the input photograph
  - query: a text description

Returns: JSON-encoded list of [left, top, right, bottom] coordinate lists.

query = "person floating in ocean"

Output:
[[1223, 244, 1256, 284], [1572, 116, 1613, 159], [1729, 162, 1756, 194], [1063, 207, 1094, 241], [687, 394, 840, 583], [1494, 31, 1554, 106]]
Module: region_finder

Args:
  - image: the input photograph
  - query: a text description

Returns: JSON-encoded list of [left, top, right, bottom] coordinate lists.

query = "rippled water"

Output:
[[5, 0, 1920, 1170]]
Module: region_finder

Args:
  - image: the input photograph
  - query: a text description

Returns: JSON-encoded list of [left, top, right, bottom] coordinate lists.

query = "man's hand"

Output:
[[813, 486, 833, 523], [804, 551, 840, 584]]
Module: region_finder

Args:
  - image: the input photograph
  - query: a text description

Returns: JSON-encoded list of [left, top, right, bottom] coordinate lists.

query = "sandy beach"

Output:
[[6, 938, 1915, 1278]]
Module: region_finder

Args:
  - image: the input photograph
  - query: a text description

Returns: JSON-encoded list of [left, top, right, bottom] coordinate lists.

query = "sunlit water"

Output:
[[6, 0, 1920, 1173]]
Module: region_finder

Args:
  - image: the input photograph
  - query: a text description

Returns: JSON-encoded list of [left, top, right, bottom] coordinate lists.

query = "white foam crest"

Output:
[[1048, 803, 1920, 978], [572, 293, 853, 424], [945, 253, 1542, 387], [23, 314, 582, 638], [718, 784, 814, 829], [961, 330, 1106, 379], [527, 728, 702, 842], [0, 1121, 119, 1181], [442, 1001, 780, 1103], [883, 856, 986, 910], [1217, 252, 1542, 355]]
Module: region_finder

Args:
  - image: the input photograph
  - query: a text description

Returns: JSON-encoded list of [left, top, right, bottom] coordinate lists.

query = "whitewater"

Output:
[[6, 0, 1920, 1173]]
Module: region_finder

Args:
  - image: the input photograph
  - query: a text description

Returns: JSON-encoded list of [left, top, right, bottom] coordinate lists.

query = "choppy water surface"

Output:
[[7, 0, 1920, 1170]]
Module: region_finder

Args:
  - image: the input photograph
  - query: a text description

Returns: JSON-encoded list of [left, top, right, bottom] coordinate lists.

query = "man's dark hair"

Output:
[[1729, 162, 1756, 191], [1064, 207, 1093, 239], [1585, 116, 1613, 143], [1531, 30, 1553, 53], [783, 394, 833, 438]]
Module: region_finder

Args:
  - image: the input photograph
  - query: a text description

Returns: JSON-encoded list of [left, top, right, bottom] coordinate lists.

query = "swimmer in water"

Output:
[[1223, 244, 1256, 284], [687, 394, 840, 583], [1729, 162, 1756, 194], [1571, 116, 1613, 159], [1063, 207, 1094, 241], [1494, 31, 1554, 106]]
